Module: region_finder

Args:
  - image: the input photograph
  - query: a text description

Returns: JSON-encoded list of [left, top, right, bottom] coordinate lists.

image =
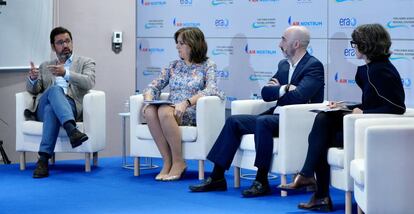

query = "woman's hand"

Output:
[[141, 104, 150, 118], [352, 107, 363, 114], [174, 101, 189, 122]]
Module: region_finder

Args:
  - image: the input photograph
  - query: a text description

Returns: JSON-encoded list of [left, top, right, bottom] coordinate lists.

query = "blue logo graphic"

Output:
[[307, 46, 314, 55], [386, 21, 409, 29], [344, 48, 356, 58], [245, 44, 277, 55], [180, 0, 192, 5], [249, 74, 266, 81], [144, 23, 157, 29], [390, 56, 410, 61], [252, 22, 267, 28], [334, 72, 356, 85], [401, 78, 412, 88], [216, 70, 230, 78], [139, 43, 165, 53], [143, 70, 161, 76], [288, 16, 322, 27], [339, 17, 357, 27], [212, 0, 234, 6], [141, 0, 166, 6], [215, 19, 229, 28], [212, 49, 227, 56], [335, 0, 354, 2], [173, 18, 201, 27]]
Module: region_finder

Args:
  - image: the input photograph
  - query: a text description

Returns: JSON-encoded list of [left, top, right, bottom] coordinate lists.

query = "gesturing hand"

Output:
[[47, 64, 65, 76], [29, 61, 39, 80]]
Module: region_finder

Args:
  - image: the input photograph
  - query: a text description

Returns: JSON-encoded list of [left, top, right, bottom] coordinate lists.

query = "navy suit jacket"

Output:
[[261, 52, 325, 114], [353, 58, 405, 114]]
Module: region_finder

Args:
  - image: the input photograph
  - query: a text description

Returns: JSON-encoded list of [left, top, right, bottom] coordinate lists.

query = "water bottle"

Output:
[[124, 99, 130, 113]]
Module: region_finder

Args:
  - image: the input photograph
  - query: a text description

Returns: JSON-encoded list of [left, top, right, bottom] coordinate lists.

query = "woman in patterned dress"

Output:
[[142, 27, 224, 181]]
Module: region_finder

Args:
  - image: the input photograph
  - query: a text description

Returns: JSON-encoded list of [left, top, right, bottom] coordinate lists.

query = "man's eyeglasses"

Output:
[[350, 41, 357, 48], [55, 39, 72, 46]]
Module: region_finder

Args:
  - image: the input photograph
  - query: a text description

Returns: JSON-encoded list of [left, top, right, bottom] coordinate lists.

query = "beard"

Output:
[[57, 48, 72, 62]]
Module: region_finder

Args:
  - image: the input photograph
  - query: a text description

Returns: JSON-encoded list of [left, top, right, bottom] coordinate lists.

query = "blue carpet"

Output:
[[0, 157, 356, 213]]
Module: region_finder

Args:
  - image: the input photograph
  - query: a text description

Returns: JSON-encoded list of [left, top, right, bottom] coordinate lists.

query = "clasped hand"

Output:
[[174, 101, 189, 120]]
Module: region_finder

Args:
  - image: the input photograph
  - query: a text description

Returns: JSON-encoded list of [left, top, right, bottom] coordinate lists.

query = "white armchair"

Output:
[[129, 93, 225, 180], [230, 100, 328, 196], [16, 90, 106, 172], [328, 109, 414, 214], [350, 117, 414, 213]]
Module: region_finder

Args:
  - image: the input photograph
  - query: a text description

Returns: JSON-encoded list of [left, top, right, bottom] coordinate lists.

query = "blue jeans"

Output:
[[35, 85, 77, 156]]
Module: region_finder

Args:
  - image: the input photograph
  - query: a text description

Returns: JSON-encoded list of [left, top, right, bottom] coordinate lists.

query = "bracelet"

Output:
[[285, 84, 291, 93], [186, 99, 192, 106]]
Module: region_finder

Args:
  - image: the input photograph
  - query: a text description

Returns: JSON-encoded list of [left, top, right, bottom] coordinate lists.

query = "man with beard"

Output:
[[189, 26, 325, 197], [26, 27, 95, 178]]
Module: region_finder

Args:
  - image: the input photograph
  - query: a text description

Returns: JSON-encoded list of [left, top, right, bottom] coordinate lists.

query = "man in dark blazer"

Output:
[[189, 26, 325, 197], [26, 27, 95, 178]]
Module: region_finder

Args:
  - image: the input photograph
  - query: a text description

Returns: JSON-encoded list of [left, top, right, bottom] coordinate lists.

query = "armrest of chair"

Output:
[[231, 99, 276, 115], [354, 117, 414, 160], [343, 113, 412, 166], [16, 91, 34, 123], [82, 90, 106, 148], [277, 102, 328, 172], [196, 96, 225, 153], [364, 124, 414, 195]]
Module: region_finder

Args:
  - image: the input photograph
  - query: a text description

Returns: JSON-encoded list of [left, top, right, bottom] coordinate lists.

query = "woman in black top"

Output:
[[279, 23, 406, 211]]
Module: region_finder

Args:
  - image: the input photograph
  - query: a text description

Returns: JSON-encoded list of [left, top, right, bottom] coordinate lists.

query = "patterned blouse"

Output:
[[143, 59, 225, 126]]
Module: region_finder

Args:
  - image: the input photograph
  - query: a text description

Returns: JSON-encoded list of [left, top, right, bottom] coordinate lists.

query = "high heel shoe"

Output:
[[155, 173, 168, 181], [162, 167, 187, 181]]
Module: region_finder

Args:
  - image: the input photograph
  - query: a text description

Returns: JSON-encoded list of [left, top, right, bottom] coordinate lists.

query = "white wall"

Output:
[[0, 0, 136, 163]]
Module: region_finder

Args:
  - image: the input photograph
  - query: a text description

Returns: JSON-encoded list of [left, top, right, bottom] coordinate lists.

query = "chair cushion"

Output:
[[350, 158, 365, 186], [327, 148, 344, 168], [22, 121, 84, 137], [136, 124, 197, 142], [239, 134, 278, 153]]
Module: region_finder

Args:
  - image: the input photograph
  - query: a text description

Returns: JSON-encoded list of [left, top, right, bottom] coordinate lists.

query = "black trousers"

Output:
[[207, 113, 279, 172], [301, 111, 346, 198]]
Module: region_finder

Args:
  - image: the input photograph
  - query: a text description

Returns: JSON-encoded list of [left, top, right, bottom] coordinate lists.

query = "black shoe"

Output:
[[242, 180, 271, 198], [33, 159, 49, 178], [298, 194, 333, 212], [69, 129, 88, 148], [24, 109, 37, 121], [189, 177, 227, 192]]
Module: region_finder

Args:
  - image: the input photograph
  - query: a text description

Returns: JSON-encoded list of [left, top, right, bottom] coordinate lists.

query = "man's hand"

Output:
[[352, 107, 363, 114], [29, 61, 39, 80], [266, 78, 280, 86], [47, 64, 66, 76], [288, 84, 296, 91]]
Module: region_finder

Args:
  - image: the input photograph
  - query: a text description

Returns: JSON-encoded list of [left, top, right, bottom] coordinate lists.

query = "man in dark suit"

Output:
[[189, 26, 325, 197], [27, 27, 95, 178]]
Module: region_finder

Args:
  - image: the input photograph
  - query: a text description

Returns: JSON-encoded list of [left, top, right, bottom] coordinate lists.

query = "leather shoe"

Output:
[[278, 174, 317, 192], [189, 177, 227, 192], [69, 129, 88, 148], [242, 180, 271, 197], [298, 194, 333, 212], [24, 109, 37, 121], [33, 159, 49, 178]]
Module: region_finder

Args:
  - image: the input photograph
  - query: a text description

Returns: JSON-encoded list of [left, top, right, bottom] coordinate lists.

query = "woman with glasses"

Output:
[[142, 27, 224, 181], [279, 23, 406, 211]]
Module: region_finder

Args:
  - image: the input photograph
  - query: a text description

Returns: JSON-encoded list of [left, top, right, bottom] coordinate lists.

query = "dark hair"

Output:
[[351, 24, 391, 61], [174, 27, 208, 64], [50, 27, 73, 44]]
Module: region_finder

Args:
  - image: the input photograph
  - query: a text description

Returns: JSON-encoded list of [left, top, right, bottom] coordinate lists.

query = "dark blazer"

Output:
[[260, 52, 325, 114], [354, 58, 405, 114]]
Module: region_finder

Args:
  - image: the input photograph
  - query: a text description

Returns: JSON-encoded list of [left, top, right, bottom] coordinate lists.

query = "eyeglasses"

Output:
[[55, 39, 72, 46], [350, 41, 357, 48]]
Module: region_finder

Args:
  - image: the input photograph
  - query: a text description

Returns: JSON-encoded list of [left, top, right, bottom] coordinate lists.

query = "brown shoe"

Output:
[[298, 194, 333, 212], [278, 173, 317, 191]]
